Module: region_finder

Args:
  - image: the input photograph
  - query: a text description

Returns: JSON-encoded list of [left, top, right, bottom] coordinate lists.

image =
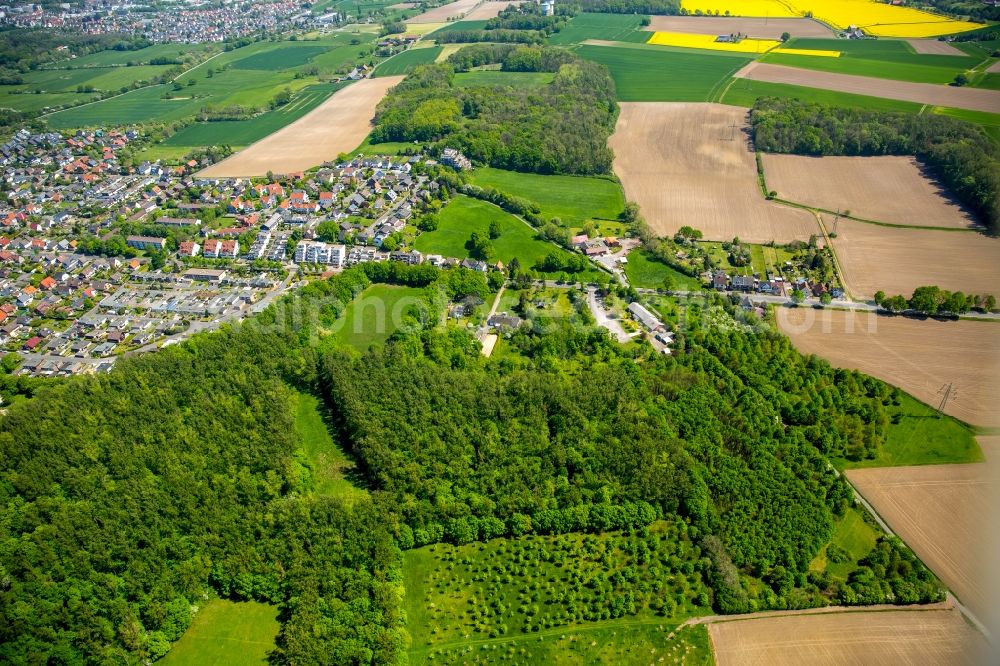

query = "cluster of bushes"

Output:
[[485, 3, 572, 33], [371, 49, 618, 175], [875, 285, 996, 314], [750, 97, 1000, 235], [436, 29, 547, 44]]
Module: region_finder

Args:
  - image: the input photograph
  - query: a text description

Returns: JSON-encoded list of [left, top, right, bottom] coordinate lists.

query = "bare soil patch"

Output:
[[777, 309, 1000, 427], [907, 39, 965, 55], [847, 459, 995, 633], [610, 102, 819, 243], [762, 154, 977, 229], [828, 218, 1000, 300], [646, 16, 832, 40], [737, 61, 1000, 113], [463, 0, 522, 20], [408, 0, 484, 23], [988, 60, 1000, 74], [709, 608, 989, 666], [197, 77, 404, 177]]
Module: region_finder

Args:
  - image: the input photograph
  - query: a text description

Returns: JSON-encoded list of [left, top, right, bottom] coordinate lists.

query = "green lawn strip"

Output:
[[577, 44, 749, 102], [721, 78, 923, 113], [930, 106, 1000, 144], [624, 250, 701, 291], [785, 37, 976, 67], [839, 391, 983, 469], [429, 20, 489, 36], [413, 195, 601, 278], [969, 72, 1000, 90], [468, 167, 624, 225], [760, 52, 970, 85], [454, 70, 555, 87], [292, 389, 368, 501], [161, 599, 278, 666], [372, 46, 444, 77], [331, 283, 428, 351]]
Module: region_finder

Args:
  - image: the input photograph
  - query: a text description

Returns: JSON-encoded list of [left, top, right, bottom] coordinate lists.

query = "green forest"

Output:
[[370, 46, 618, 174], [750, 97, 1000, 234], [0, 259, 947, 663]]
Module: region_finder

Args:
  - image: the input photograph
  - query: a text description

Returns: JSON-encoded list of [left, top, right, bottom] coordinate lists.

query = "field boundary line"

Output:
[[770, 194, 982, 233]]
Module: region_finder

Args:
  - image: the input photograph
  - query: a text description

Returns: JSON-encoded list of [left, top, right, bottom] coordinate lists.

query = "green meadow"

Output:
[[547, 12, 649, 46], [413, 195, 600, 277], [331, 283, 429, 351], [293, 390, 367, 502], [761, 49, 977, 85], [468, 167, 625, 225], [809, 508, 879, 581], [160, 600, 278, 666], [44, 33, 374, 129], [577, 44, 749, 102], [624, 251, 702, 291], [372, 46, 444, 77], [720, 78, 923, 112], [454, 70, 555, 87]]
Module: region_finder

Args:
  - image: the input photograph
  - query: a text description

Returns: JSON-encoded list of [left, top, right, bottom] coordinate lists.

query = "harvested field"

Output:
[[197, 76, 403, 177], [847, 457, 996, 633], [762, 154, 977, 229], [408, 0, 483, 23], [645, 16, 832, 40], [989, 60, 1000, 74], [907, 38, 965, 55], [462, 0, 522, 20], [777, 310, 1000, 428], [708, 608, 990, 666], [609, 103, 819, 243], [736, 61, 1000, 113], [829, 218, 1000, 300]]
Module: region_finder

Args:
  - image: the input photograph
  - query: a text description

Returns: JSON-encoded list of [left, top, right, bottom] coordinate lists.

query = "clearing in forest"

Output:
[[776, 309, 1000, 428], [197, 76, 404, 177], [644, 16, 833, 40], [847, 445, 997, 632], [735, 62, 1000, 113], [708, 607, 989, 666], [828, 218, 1000, 300], [609, 103, 819, 243], [160, 599, 279, 666], [293, 390, 367, 502], [762, 154, 978, 229]]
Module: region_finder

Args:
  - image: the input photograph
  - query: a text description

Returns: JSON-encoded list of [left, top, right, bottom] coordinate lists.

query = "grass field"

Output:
[[577, 45, 748, 102], [372, 46, 443, 77], [331, 283, 428, 350], [404, 520, 713, 663], [932, 106, 1000, 144], [44, 34, 373, 129], [44, 43, 215, 69], [761, 45, 977, 85], [720, 77, 923, 112], [468, 167, 625, 225], [624, 251, 703, 291], [809, 508, 879, 580], [413, 195, 601, 277], [453, 71, 555, 87], [293, 390, 368, 501], [162, 82, 347, 149], [547, 12, 648, 46], [161, 599, 278, 665]]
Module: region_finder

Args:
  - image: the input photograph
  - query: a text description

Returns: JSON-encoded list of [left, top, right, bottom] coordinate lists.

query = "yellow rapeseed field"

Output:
[[770, 47, 841, 57], [679, 0, 982, 37], [647, 31, 781, 52]]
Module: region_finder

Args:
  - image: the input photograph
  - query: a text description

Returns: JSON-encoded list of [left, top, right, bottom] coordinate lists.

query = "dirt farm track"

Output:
[[736, 62, 1000, 113], [708, 608, 991, 665], [197, 76, 403, 177], [610, 103, 819, 243], [762, 154, 977, 229]]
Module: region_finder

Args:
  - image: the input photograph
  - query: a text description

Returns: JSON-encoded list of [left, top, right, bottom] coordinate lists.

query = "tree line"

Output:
[[875, 285, 995, 315]]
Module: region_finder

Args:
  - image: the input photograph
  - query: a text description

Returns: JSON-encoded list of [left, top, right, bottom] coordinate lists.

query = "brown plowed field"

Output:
[[709, 608, 990, 665], [736, 62, 1000, 113], [197, 76, 404, 177], [847, 452, 996, 633], [610, 103, 820, 243], [906, 39, 965, 55], [645, 16, 832, 39], [829, 218, 1000, 300], [462, 0, 522, 20], [762, 154, 977, 229], [776, 309, 1000, 427], [408, 0, 483, 23]]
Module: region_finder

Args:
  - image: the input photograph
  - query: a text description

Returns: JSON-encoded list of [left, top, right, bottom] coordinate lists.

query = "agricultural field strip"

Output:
[[736, 61, 1000, 113], [907, 39, 965, 56], [408, 0, 484, 23], [644, 16, 833, 40], [610, 103, 820, 243], [197, 76, 404, 177]]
